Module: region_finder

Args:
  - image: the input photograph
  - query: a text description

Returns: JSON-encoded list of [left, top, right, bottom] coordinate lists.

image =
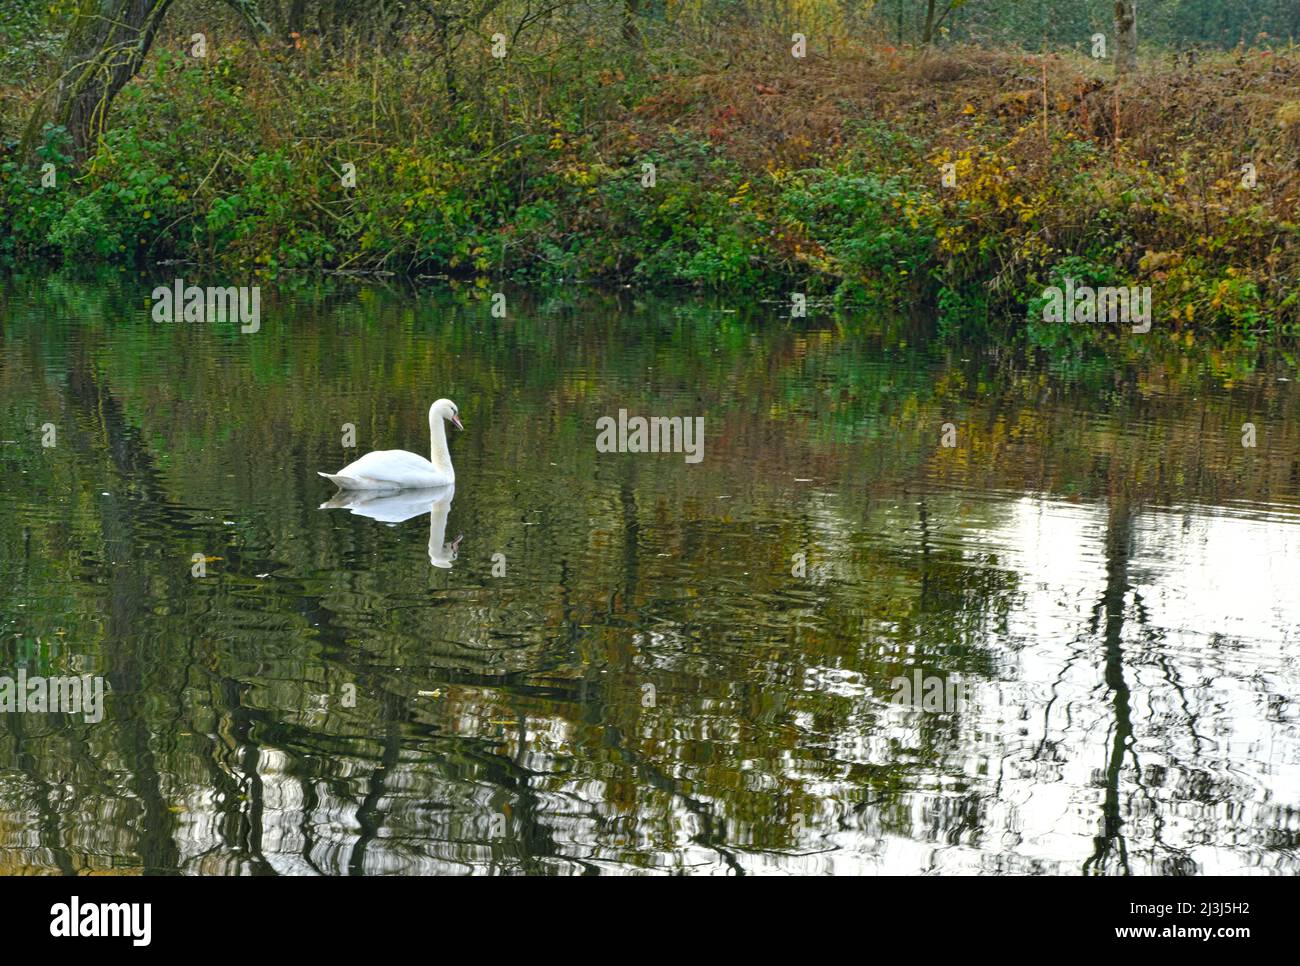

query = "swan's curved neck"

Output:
[[429, 412, 453, 474]]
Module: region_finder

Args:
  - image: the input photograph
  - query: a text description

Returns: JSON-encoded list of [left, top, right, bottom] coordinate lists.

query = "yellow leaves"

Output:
[[1141, 250, 1181, 274], [561, 162, 595, 187], [1275, 100, 1300, 129]]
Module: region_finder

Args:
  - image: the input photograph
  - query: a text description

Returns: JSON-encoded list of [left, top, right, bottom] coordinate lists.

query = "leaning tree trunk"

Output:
[[37, 0, 268, 161], [1114, 0, 1138, 77], [51, 0, 177, 161]]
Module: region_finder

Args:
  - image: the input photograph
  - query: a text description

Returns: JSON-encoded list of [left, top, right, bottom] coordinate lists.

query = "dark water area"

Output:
[[1, 272, 1298, 874]]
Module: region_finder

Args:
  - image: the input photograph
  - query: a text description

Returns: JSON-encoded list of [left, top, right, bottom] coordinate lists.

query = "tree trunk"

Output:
[[40, 0, 270, 161], [922, 0, 938, 44], [1082, 494, 1136, 875], [434, 13, 458, 108], [52, 0, 177, 161], [287, 0, 307, 36], [1114, 0, 1138, 76]]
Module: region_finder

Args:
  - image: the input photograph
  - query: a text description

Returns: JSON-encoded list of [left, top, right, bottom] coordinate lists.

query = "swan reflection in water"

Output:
[[320, 484, 462, 568]]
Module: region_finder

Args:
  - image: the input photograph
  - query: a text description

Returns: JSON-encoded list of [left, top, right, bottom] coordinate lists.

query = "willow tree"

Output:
[[40, 0, 269, 161]]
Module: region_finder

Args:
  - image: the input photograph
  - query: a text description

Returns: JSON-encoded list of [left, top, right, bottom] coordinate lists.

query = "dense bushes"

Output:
[[2, 12, 1300, 342]]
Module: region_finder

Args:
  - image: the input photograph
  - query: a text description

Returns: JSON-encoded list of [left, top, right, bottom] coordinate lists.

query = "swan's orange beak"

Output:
[[451, 414, 464, 431]]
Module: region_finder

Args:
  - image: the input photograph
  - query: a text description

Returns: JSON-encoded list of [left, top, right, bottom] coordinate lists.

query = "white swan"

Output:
[[319, 399, 462, 490]]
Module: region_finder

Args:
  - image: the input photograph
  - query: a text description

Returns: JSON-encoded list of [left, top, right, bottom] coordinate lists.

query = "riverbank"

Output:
[[3, 22, 1300, 341]]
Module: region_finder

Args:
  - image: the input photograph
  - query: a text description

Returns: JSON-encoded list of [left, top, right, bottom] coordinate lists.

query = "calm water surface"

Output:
[[1, 273, 1298, 875]]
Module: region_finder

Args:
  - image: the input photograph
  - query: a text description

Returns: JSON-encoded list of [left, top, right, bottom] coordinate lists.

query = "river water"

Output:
[[1, 272, 1297, 874]]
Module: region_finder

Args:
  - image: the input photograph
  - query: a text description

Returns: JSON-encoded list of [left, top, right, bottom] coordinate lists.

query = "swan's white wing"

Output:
[[325, 449, 452, 489], [335, 449, 434, 475]]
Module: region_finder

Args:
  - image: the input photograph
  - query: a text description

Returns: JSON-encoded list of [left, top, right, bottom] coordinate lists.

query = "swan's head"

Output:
[[431, 398, 463, 432]]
